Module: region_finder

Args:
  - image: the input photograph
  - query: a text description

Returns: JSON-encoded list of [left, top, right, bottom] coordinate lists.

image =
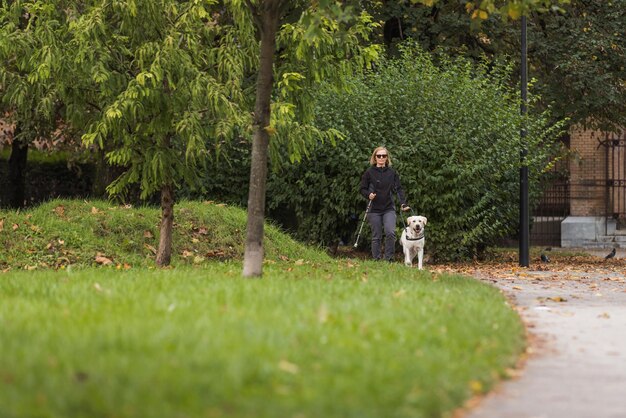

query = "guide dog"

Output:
[[400, 215, 427, 269]]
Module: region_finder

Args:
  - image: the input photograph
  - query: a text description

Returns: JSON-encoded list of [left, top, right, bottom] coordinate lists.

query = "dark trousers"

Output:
[[367, 210, 396, 260]]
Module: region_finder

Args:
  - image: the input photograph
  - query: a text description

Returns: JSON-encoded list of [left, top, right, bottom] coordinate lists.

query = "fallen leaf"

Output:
[[91, 207, 100, 214], [598, 312, 610, 319], [0, 219, 4, 232], [469, 380, 483, 393], [193, 256, 205, 264], [547, 296, 567, 302], [143, 230, 153, 238], [54, 205, 65, 217], [182, 250, 194, 258], [95, 255, 113, 265], [294, 259, 304, 266], [278, 360, 299, 374], [512, 286, 523, 290], [12, 223, 19, 231], [94, 283, 103, 292], [144, 244, 157, 254]]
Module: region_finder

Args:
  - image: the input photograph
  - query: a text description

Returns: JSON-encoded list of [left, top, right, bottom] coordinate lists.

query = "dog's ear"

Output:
[[422, 216, 428, 225]]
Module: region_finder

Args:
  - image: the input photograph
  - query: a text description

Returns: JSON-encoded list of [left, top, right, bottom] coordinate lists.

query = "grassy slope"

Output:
[[0, 199, 322, 270], [0, 200, 525, 418]]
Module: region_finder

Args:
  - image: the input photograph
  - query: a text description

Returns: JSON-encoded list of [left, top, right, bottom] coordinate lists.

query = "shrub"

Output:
[[267, 43, 565, 260]]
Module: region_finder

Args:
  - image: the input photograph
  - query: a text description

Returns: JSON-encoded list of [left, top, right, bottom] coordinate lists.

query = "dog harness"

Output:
[[404, 227, 425, 241]]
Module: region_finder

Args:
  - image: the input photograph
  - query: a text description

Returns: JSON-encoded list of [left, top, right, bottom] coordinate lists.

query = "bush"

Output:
[[267, 44, 564, 260]]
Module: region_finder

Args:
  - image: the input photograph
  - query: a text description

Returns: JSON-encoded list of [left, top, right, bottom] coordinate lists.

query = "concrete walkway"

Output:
[[460, 253, 626, 418]]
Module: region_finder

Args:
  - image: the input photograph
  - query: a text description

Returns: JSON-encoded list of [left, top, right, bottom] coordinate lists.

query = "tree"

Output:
[[66, 0, 254, 266], [241, 0, 379, 277], [366, 0, 624, 129], [0, 1, 65, 208], [527, 0, 626, 130]]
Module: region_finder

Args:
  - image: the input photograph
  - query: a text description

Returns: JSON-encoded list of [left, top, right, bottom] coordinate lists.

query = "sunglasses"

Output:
[[376, 154, 388, 159]]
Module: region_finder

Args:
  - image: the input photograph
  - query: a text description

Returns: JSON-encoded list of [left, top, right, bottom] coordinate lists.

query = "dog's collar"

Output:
[[405, 227, 424, 241]]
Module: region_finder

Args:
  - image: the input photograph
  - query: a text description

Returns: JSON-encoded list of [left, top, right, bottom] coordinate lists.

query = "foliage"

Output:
[[268, 44, 565, 261], [0, 0, 63, 142], [266, 7, 382, 164], [410, 0, 570, 21], [363, 0, 625, 130], [0, 199, 322, 270], [0, 264, 524, 418], [526, 0, 626, 130], [63, 0, 254, 200]]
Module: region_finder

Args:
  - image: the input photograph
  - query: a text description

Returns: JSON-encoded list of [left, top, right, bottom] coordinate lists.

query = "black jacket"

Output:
[[359, 166, 407, 213]]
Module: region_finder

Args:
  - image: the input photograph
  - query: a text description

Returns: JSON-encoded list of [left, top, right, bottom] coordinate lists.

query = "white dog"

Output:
[[400, 215, 427, 269]]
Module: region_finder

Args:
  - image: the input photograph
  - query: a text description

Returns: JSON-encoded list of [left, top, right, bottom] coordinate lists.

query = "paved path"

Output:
[[464, 268, 626, 418]]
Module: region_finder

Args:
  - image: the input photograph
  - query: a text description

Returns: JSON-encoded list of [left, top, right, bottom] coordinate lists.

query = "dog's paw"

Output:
[[404, 262, 412, 267]]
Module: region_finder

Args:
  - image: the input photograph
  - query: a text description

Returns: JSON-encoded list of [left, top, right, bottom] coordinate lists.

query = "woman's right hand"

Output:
[[369, 193, 376, 200]]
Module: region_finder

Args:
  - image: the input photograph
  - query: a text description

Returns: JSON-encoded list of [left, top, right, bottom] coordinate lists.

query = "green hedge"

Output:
[[266, 45, 565, 260], [0, 154, 94, 208]]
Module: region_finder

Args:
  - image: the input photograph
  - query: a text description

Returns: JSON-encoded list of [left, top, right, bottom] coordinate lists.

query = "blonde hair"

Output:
[[369, 146, 392, 166]]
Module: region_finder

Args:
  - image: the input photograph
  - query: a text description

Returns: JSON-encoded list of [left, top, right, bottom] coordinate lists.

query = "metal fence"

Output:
[[530, 162, 570, 247], [602, 132, 626, 230]]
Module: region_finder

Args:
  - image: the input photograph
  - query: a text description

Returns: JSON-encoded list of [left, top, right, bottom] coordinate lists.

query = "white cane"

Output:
[[354, 199, 373, 248]]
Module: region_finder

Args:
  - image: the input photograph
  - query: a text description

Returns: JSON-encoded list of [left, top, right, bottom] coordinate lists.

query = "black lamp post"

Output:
[[519, 15, 530, 267]]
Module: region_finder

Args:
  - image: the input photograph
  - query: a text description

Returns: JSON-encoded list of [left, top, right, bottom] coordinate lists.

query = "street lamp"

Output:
[[519, 15, 530, 267]]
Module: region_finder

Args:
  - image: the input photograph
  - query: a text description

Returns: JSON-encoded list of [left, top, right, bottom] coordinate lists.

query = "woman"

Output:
[[359, 146, 410, 261]]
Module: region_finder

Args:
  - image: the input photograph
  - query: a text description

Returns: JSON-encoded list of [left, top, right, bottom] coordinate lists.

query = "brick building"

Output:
[[562, 126, 626, 248]]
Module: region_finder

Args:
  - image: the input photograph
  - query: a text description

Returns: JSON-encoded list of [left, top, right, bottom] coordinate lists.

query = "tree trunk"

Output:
[[156, 184, 174, 267], [7, 125, 28, 209], [243, 5, 280, 278]]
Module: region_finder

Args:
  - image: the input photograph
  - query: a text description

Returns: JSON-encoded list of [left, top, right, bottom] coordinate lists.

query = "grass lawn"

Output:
[[0, 200, 526, 418]]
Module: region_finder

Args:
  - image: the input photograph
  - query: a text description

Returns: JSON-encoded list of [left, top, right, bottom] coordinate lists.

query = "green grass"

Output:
[[0, 200, 526, 418], [0, 199, 324, 270]]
